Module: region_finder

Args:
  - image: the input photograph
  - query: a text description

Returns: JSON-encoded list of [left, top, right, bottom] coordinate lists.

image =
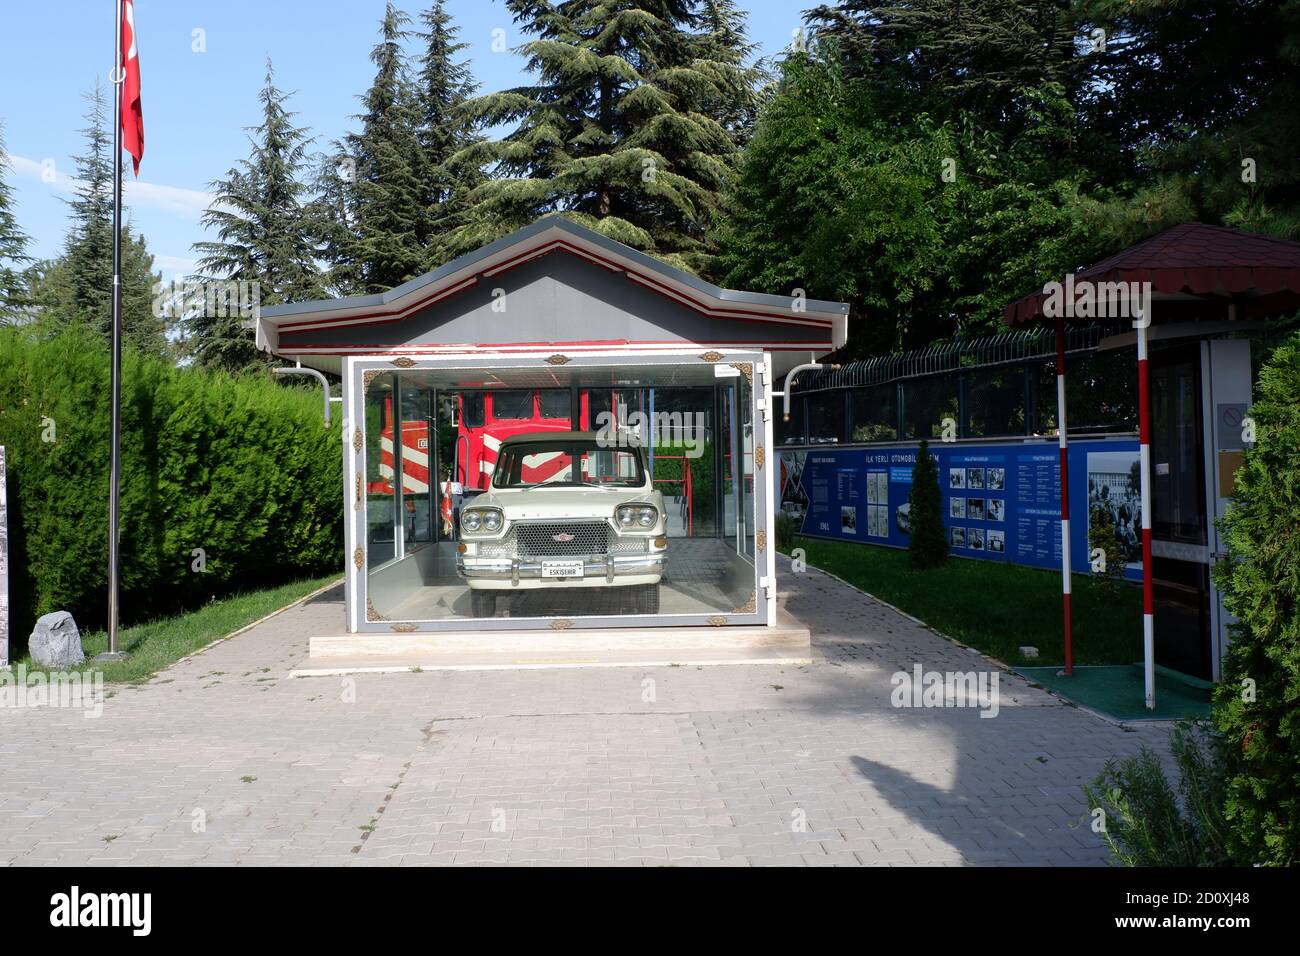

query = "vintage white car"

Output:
[[455, 431, 667, 617]]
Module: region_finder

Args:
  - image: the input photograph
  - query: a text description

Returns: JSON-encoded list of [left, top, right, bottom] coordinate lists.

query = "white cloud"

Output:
[[5, 152, 215, 220], [154, 255, 200, 278]]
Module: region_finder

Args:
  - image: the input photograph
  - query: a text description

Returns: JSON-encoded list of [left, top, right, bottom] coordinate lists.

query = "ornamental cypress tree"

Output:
[[1212, 331, 1300, 865], [450, 0, 755, 273], [192, 60, 325, 371], [908, 439, 948, 569], [0, 122, 32, 322]]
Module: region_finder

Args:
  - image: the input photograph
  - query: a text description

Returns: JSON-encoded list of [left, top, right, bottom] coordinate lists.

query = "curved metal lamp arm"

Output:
[[774, 362, 839, 421], [272, 365, 335, 427]]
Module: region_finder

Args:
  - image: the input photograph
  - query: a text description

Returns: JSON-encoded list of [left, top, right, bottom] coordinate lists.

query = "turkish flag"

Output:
[[120, 0, 143, 175]]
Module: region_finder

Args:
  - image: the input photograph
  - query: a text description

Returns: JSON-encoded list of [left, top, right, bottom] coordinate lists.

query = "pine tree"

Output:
[[691, 0, 764, 146], [907, 439, 948, 569], [63, 83, 116, 327], [192, 60, 325, 371], [305, 150, 364, 297], [0, 121, 32, 322], [26, 85, 165, 353], [450, 0, 756, 273], [341, 3, 428, 293], [413, 0, 483, 268]]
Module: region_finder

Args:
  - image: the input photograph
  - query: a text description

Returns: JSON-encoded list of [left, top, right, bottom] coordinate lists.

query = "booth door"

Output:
[[1149, 344, 1213, 680]]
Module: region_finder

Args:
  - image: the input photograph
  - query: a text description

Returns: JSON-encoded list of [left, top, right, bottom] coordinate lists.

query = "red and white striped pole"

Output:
[[1055, 315, 1073, 675], [1137, 314, 1156, 709]]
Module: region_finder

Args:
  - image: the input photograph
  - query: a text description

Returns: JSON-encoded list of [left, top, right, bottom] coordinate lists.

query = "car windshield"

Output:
[[493, 439, 646, 489]]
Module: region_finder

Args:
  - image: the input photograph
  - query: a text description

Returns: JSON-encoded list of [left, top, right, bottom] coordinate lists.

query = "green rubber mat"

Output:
[[1014, 664, 1212, 721]]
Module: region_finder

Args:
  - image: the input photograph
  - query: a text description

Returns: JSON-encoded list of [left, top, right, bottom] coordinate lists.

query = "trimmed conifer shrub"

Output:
[[0, 324, 342, 648], [908, 439, 948, 569], [1212, 330, 1300, 866]]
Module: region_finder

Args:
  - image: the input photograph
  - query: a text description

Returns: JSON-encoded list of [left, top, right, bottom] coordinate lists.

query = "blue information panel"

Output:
[[778, 438, 1142, 581]]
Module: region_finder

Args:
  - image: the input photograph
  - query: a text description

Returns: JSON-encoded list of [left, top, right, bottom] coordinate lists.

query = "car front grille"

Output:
[[516, 522, 610, 557]]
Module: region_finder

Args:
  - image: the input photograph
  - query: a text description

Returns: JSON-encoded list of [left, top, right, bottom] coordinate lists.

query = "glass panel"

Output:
[[737, 372, 754, 560], [363, 367, 759, 625], [642, 387, 717, 538], [776, 395, 806, 446], [1151, 348, 1206, 544], [491, 391, 534, 420], [462, 392, 485, 429], [806, 391, 844, 444], [493, 437, 645, 488], [1037, 351, 1139, 435], [398, 381, 435, 547], [902, 377, 959, 439], [538, 389, 571, 421], [964, 367, 1026, 437], [364, 375, 397, 566], [850, 385, 898, 442]]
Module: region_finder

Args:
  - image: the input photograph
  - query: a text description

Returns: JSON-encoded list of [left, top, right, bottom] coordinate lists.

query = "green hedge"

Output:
[[0, 324, 342, 647], [1212, 329, 1300, 866]]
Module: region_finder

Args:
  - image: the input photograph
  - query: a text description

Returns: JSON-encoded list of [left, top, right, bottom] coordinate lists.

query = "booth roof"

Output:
[[258, 216, 848, 335], [1005, 222, 1300, 325]]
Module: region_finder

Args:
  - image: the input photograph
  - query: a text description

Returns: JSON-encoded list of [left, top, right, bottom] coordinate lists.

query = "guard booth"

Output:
[[1007, 222, 1300, 691], [254, 219, 847, 648]]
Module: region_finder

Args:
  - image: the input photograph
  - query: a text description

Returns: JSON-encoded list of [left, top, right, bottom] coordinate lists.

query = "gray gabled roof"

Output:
[[261, 216, 850, 321]]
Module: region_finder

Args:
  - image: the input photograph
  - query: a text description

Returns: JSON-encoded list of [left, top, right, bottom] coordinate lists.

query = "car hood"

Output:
[[477, 485, 662, 521]]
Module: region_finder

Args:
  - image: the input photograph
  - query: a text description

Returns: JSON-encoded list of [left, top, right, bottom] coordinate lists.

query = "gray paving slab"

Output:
[[0, 556, 1171, 866]]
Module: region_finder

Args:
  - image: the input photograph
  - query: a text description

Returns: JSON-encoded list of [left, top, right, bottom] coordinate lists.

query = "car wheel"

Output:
[[633, 584, 660, 615], [470, 591, 497, 618]]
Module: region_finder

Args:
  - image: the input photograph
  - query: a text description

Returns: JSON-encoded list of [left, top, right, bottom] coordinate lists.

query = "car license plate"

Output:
[[541, 560, 584, 579]]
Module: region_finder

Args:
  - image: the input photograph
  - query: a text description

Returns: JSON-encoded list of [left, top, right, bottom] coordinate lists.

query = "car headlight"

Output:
[[617, 506, 635, 528], [461, 508, 503, 534], [637, 506, 656, 527]]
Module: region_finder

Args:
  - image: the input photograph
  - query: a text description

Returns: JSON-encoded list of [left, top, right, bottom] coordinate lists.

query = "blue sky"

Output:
[[2, 0, 805, 281]]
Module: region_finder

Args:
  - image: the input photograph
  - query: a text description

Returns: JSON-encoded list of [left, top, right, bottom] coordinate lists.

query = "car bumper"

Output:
[[457, 553, 666, 589]]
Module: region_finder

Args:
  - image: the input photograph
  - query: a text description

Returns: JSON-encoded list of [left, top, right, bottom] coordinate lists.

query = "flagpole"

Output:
[[100, 0, 128, 661]]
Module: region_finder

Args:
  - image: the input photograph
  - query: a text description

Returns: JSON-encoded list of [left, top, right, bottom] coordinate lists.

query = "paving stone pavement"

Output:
[[0, 558, 1172, 866]]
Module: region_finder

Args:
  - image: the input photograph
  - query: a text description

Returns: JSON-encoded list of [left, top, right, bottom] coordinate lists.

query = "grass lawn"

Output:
[[17, 574, 342, 684], [787, 536, 1142, 667]]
